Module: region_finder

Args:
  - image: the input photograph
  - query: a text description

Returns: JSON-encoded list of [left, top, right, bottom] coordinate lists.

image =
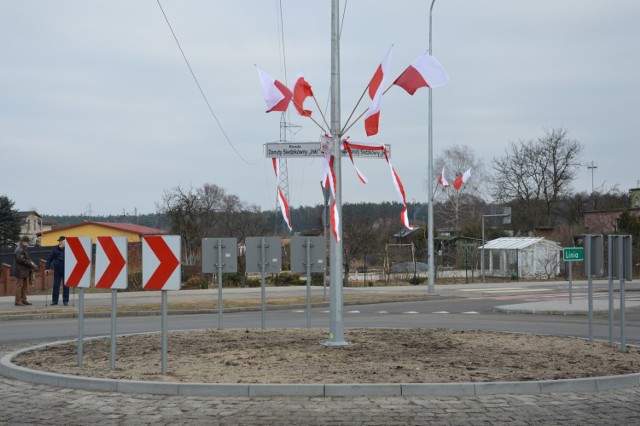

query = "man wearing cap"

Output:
[[13, 236, 37, 306], [45, 236, 68, 306]]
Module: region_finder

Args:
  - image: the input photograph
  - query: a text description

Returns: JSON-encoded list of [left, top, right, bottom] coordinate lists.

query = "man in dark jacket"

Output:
[[13, 236, 37, 306], [46, 236, 68, 306]]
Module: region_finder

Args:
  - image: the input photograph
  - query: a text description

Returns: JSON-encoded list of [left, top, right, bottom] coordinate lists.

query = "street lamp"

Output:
[[426, 0, 437, 295]]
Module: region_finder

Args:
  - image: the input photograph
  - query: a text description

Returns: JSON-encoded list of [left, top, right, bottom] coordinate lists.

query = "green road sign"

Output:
[[563, 247, 584, 262]]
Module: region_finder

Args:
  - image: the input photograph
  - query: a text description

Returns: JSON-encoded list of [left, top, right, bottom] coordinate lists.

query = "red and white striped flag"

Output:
[[453, 168, 472, 190], [364, 47, 393, 136], [342, 140, 413, 230], [272, 158, 292, 230], [393, 53, 449, 95], [255, 65, 292, 113]]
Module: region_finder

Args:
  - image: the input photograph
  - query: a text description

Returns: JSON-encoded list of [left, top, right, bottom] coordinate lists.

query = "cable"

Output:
[[156, 0, 260, 166]]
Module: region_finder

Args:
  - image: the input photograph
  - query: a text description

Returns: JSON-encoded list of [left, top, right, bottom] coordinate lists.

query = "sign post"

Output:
[[95, 236, 127, 370], [583, 235, 604, 341], [563, 247, 583, 304], [202, 238, 237, 329], [65, 236, 92, 367], [246, 237, 281, 329], [142, 235, 181, 375], [291, 236, 326, 328], [608, 235, 633, 352]]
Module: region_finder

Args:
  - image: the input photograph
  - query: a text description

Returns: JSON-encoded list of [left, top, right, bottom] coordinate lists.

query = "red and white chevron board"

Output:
[[64, 236, 92, 288], [142, 235, 181, 291], [95, 236, 128, 289]]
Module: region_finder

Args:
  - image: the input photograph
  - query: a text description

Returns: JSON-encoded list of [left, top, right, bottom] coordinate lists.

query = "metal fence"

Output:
[[0, 246, 56, 267]]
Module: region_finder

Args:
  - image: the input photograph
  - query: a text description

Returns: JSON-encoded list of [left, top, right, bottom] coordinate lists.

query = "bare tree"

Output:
[[156, 184, 251, 265], [341, 205, 384, 285], [433, 144, 486, 233], [491, 127, 583, 229]]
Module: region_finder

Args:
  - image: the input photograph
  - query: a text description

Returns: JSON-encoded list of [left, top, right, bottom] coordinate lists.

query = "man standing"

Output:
[[13, 236, 37, 306], [46, 236, 68, 306]]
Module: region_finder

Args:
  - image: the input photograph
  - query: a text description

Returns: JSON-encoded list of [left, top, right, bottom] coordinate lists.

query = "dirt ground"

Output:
[[13, 328, 640, 384]]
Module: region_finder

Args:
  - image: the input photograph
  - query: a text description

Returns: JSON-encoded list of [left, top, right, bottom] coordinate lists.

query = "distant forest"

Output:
[[43, 201, 421, 235]]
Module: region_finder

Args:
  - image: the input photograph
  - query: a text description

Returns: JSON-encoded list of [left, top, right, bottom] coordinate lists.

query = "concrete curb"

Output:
[[2, 337, 640, 397]]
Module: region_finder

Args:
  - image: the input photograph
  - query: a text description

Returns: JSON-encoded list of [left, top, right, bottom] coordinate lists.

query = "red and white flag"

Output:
[[393, 53, 449, 95], [272, 158, 292, 231], [453, 168, 472, 190], [364, 47, 393, 136], [438, 165, 449, 188], [293, 72, 313, 117], [255, 65, 292, 113]]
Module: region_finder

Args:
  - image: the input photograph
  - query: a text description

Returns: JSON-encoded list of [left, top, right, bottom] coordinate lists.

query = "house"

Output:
[[479, 237, 562, 279], [583, 188, 640, 234], [39, 222, 167, 246], [18, 211, 43, 245]]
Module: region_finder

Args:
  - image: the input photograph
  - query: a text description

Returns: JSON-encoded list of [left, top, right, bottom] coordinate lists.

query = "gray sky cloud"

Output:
[[2, 1, 639, 216]]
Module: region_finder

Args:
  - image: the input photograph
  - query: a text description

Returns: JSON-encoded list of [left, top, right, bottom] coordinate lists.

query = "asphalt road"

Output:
[[4, 291, 640, 346]]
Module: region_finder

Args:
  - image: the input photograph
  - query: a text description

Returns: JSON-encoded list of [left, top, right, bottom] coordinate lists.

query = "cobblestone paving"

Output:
[[2, 343, 640, 425]]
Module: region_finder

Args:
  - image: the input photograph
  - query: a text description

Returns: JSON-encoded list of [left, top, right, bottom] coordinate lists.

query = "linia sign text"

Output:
[[264, 142, 390, 159]]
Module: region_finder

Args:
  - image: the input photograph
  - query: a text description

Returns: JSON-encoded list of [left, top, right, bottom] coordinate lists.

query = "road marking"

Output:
[[346, 310, 361, 314], [462, 311, 479, 314], [432, 311, 449, 314], [292, 309, 305, 313], [403, 311, 419, 314], [378, 311, 389, 314]]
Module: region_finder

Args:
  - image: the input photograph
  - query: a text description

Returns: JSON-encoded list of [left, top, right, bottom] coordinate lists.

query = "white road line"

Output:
[[462, 311, 479, 314], [346, 310, 361, 314], [432, 311, 449, 314], [378, 311, 389, 314], [291, 309, 305, 313], [403, 311, 419, 314]]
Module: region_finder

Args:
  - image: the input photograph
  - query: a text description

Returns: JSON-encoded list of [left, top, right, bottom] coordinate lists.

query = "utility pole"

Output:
[[587, 161, 597, 193]]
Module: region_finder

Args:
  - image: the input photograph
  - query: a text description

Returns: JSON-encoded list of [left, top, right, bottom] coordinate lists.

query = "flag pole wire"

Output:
[[312, 95, 331, 130], [340, 83, 370, 136], [341, 82, 395, 136], [291, 99, 327, 133]]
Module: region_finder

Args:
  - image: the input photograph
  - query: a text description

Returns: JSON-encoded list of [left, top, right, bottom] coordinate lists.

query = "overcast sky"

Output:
[[3, 1, 639, 217]]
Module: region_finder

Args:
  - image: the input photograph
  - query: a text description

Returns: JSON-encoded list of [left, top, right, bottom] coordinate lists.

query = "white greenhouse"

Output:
[[479, 237, 562, 279]]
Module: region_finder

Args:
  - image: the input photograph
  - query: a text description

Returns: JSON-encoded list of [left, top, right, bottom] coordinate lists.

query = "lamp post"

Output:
[[427, 0, 437, 295]]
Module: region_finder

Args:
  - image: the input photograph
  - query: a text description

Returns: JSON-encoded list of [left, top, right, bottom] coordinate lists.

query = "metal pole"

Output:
[[161, 290, 167, 375], [324, 0, 349, 346], [217, 238, 223, 329], [261, 237, 266, 329], [568, 262, 573, 305], [427, 0, 436, 295], [77, 287, 84, 367], [619, 236, 627, 352], [321, 182, 329, 300], [306, 238, 312, 328], [110, 289, 117, 370], [608, 235, 614, 346], [481, 215, 485, 283], [588, 274, 594, 341]]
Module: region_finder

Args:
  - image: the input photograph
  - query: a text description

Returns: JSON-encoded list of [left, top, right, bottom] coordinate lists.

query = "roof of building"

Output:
[[480, 237, 561, 250], [18, 211, 42, 218], [41, 221, 167, 236]]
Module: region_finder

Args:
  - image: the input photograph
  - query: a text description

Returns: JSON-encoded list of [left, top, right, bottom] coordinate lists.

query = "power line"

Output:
[[156, 0, 259, 166]]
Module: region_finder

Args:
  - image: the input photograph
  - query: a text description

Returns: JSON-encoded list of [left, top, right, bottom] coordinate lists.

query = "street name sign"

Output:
[[264, 142, 391, 159]]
